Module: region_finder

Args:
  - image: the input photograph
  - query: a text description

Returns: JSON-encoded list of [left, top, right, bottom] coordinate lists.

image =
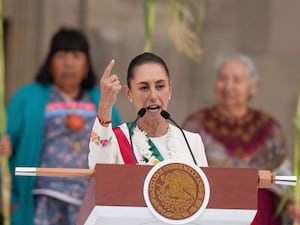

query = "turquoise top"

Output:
[[6, 82, 121, 225]]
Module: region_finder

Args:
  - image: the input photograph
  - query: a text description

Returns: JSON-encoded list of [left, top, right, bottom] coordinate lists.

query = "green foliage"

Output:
[[277, 87, 300, 220], [293, 110, 300, 210], [0, 1, 11, 224]]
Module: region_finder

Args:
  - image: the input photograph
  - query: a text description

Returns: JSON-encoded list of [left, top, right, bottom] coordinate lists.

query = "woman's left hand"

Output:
[[0, 134, 12, 158]]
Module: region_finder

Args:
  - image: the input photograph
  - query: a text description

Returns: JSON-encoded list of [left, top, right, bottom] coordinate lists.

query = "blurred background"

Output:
[[2, 0, 300, 159]]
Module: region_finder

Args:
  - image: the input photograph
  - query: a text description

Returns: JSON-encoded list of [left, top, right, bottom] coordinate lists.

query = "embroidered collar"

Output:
[[195, 106, 273, 157]]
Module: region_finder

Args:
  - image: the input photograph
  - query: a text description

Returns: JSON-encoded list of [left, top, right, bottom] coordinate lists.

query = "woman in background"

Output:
[[183, 52, 292, 225], [5, 28, 120, 225]]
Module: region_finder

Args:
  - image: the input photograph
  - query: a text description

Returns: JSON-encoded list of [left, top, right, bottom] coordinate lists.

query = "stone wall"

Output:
[[3, 0, 300, 157]]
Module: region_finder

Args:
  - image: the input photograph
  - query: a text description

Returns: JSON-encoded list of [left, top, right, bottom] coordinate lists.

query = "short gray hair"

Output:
[[215, 52, 259, 84]]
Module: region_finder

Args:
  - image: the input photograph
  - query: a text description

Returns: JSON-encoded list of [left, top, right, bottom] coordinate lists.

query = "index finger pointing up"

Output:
[[102, 59, 115, 78]]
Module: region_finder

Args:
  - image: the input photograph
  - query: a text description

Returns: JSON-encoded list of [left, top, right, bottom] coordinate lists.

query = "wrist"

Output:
[[97, 116, 112, 127]]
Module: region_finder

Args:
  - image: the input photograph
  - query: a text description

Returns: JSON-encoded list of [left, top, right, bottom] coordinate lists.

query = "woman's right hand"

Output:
[[98, 59, 122, 123], [99, 59, 121, 108]]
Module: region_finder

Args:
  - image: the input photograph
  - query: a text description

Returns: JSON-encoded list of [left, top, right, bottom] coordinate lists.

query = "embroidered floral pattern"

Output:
[[90, 131, 112, 147], [132, 125, 179, 165]]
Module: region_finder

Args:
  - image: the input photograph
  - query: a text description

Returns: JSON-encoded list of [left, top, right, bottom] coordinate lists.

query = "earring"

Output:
[[130, 99, 133, 102], [168, 96, 171, 100]]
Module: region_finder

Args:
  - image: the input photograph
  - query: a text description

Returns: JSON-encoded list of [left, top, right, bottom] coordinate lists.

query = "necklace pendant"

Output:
[[66, 114, 85, 131]]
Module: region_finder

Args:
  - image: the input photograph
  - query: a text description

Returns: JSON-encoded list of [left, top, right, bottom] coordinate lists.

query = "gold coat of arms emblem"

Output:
[[144, 160, 210, 224]]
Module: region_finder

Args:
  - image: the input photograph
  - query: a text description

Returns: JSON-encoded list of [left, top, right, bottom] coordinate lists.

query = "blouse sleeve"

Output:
[[88, 118, 122, 169], [268, 121, 291, 173], [267, 121, 293, 194]]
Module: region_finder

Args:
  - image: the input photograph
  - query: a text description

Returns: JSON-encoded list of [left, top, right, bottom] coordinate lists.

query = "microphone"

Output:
[[160, 110, 198, 165], [133, 108, 146, 124], [129, 108, 146, 164]]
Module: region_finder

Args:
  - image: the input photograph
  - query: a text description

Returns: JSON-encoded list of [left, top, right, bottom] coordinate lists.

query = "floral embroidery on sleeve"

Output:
[[91, 131, 112, 147]]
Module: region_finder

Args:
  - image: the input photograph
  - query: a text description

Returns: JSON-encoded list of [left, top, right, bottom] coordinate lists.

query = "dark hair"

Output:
[[127, 52, 169, 89], [35, 28, 97, 89]]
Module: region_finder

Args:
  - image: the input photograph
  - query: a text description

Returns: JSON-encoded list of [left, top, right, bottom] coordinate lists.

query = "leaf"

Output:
[[142, 0, 205, 62], [143, 0, 158, 52], [276, 86, 300, 219], [167, 0, 204, 62], [294, 118, 300, 135], [276, 186, 293, 215], [0, 1, 11, 224]]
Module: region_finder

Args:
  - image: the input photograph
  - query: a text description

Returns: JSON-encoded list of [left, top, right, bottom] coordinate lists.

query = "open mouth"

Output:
[[147, 105, 161, 112]]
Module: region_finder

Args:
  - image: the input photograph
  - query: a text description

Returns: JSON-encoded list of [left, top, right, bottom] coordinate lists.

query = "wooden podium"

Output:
[[77, 164, 259, 225]]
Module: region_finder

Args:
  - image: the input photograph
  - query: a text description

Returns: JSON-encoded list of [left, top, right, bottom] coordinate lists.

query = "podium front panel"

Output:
[[77, 164, 258, 225]]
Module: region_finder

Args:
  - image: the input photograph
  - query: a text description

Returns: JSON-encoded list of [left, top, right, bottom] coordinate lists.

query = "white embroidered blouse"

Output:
[[88, 118, 208, 169]]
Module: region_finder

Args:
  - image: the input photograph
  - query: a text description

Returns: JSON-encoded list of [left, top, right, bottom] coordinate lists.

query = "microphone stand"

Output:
[[129, 108, 146, 164], [161, 110, 198, 166]]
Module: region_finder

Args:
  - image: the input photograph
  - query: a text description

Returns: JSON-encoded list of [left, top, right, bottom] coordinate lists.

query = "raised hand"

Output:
[[97, 59, 122, 125], [99, 59, 122, 108]]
